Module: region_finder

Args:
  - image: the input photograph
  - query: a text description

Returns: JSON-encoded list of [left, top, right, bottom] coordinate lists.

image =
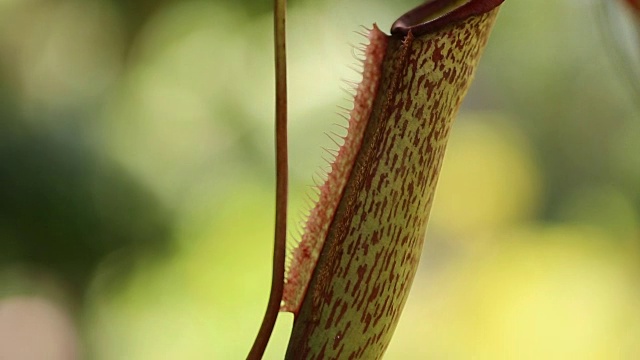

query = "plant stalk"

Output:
[[247, 0, 288, 359]]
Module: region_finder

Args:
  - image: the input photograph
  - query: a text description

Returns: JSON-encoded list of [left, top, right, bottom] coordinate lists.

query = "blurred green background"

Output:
[[0, 0, 639, 358]]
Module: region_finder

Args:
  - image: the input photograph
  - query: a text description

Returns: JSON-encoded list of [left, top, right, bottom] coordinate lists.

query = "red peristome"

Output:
[[391, 0, 505, 36], [281, 25, 389, 315]]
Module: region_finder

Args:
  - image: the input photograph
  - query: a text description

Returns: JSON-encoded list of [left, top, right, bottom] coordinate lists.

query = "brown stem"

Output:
[[246, 0, 288, 359]]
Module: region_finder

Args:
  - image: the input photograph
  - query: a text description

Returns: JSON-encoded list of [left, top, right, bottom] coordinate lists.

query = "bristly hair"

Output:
[[281, 25, 389, 315]]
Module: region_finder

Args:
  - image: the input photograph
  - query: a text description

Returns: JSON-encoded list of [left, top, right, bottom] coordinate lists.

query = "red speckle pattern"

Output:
[[286, 9, 501, 359], [282, 26, 388, 314]]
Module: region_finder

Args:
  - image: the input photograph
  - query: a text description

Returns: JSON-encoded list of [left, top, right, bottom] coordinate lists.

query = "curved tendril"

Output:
[[247, 0, 288, 358]]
